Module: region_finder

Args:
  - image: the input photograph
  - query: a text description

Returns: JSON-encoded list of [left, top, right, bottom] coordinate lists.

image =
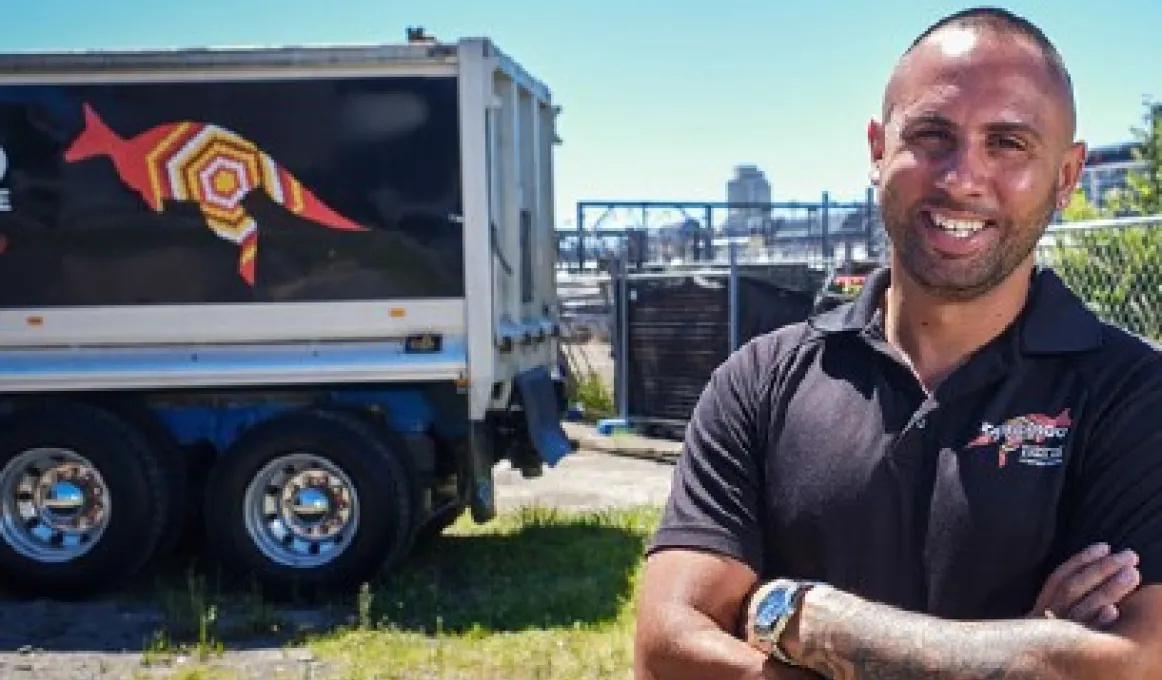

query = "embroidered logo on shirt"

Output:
[[965, 409, 1072, 468]]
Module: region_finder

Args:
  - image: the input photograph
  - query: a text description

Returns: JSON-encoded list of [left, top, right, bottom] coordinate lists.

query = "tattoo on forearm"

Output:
[[796, 588, 1092, 680]]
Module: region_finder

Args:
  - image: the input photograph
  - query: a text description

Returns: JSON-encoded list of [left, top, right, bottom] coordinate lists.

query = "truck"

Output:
[[0, 35, 573, 598]]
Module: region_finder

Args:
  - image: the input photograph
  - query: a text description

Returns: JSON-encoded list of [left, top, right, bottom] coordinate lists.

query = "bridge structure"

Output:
[[556, 188, 887, 273]]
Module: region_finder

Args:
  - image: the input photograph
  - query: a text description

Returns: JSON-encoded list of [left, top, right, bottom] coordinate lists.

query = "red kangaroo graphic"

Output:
[[966, 409, 1072, 467], [64, 103, 367, 286]]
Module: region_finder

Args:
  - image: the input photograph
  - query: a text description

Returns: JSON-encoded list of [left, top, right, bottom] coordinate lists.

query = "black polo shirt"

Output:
[[648, 266, 1162, 620]]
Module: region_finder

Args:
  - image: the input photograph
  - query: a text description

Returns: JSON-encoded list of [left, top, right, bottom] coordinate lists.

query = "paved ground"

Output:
[[0, 441, 677, 679], [495, 445, 676, 513]]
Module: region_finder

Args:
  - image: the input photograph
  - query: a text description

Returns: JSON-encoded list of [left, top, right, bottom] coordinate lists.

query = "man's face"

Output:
[[868, 27, 1086, 301]]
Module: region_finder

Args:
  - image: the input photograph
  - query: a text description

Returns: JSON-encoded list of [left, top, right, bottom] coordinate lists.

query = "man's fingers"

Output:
[[1066, 563, 1141, 624], [1032, 542, 1111, 614], [1052, 549, 1138, 614], [1091, 603, 1120, 629]]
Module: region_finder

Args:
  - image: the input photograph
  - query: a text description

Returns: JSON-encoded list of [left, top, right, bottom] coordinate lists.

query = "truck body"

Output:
[[0, 37, 571, 597]]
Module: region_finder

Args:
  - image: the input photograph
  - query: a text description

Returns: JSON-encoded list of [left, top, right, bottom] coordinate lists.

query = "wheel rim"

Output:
[[242, 453, 360, 569], [0, 448, 111, 563]]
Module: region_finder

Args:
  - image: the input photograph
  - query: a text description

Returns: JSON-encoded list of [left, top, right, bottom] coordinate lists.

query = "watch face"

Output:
[[756, 586, 794, 629]]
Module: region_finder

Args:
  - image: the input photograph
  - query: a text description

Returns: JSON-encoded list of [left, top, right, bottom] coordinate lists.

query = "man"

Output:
[[635, 7, 1162, 680]]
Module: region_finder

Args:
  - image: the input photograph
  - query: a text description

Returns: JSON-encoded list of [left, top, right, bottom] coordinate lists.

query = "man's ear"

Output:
[[1056, 140, 1088, 209], [868, 119, 885, 186]]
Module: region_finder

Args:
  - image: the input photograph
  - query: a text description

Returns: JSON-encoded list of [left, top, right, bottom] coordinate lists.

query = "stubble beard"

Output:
[[880, 185, 1058, 302]]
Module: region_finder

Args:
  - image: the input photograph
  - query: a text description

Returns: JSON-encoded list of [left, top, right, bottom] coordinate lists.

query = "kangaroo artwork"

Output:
[[64, 103, 369, 287], [0, 76, 466, 306]]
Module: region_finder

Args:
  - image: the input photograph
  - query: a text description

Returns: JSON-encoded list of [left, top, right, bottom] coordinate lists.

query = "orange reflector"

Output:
[[26, 316, 43, 326], [389, 308, 406, 318], [455, 375, 470, 389]]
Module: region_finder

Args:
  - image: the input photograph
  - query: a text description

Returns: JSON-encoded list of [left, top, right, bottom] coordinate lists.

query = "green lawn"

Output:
[[307, 504, 662, 680]]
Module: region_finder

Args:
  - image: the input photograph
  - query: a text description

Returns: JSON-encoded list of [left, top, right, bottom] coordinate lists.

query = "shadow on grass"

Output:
[[362, 505, 655, 633], [0, 505, 659, 653]]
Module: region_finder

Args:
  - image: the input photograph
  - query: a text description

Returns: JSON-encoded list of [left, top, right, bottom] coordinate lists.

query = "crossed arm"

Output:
[[634, 548, 1162, 680], [784, 580, 1160, 680]]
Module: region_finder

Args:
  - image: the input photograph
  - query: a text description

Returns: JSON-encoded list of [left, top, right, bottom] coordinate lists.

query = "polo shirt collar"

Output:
[[809, 266, 891, 335], [808, 265, 1103, 354]]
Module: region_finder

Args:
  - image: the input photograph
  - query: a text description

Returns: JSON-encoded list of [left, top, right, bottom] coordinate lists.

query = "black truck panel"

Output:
[[0, 76, 464, 307]]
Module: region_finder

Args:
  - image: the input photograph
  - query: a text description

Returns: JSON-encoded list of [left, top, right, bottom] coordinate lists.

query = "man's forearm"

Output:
[[786, 585, 1136, 680], [636, 603, 821, 680]]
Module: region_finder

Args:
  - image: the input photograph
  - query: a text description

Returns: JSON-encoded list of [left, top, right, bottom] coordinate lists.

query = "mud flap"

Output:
[[467, 366, 575, 523], [468, 419, 497, 523], [515, 365, 574, 466]]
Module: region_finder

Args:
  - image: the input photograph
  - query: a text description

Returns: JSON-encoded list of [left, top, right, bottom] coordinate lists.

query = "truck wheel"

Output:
[[103, 399, 191, 561], [0, 402, 169, 598], [203, 408, 417, 598]]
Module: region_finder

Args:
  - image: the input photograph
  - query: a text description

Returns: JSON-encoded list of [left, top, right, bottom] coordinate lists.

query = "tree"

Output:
[[1106, 100, 1162, 216], [1059, 186, 1103, 222], [1050, 100, 1162, 341]]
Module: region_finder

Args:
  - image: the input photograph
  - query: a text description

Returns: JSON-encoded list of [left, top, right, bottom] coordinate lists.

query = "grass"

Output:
[[307, 504, 661, 680], [136, 504, 663, 680]]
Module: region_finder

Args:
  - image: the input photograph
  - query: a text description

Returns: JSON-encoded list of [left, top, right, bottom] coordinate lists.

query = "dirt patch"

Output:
[[0, 450, 674, 679]]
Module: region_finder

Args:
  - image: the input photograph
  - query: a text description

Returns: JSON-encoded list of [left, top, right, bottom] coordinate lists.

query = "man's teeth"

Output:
[[931, 214, 986, 238]]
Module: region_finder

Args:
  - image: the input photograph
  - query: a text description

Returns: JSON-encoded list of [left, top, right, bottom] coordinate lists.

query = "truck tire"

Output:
[[0, 401, 170, 599], [203, 408, 417, 599], [102, 399, 191, 561]]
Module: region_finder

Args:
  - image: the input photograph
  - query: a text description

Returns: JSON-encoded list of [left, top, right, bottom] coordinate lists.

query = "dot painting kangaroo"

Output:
[[63, 103, 368, 286]]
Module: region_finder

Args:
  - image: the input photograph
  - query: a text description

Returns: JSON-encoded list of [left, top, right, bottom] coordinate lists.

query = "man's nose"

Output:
[[935, 144, 989, 198]]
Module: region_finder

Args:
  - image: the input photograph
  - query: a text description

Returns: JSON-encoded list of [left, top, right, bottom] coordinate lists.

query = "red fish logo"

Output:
[[63, 103, 367, 286], [965, 409, 1073, 467]]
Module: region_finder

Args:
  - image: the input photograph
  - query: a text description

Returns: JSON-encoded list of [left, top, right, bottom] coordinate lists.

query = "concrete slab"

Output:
[[561, 421, 683, 463]]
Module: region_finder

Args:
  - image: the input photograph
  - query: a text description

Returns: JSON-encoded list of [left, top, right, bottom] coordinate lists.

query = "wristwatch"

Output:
[[749, 578, 817, 666]]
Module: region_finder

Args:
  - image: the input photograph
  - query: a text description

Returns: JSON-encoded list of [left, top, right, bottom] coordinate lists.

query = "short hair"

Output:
[[886, 7, 1076, 133], [907, 6, 1072, 94]]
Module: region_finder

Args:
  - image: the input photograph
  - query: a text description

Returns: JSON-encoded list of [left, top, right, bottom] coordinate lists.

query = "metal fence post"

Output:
[[616, 250, 630, 421], [729, 238, 740, 352], [575, 202, 585, 272]]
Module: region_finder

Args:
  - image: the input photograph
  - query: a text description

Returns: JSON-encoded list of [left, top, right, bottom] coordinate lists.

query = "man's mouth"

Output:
[[914, 209, 999, 257], [928, 212, 990, 238]]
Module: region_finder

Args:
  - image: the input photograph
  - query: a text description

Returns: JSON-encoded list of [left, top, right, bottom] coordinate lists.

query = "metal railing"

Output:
[[1038, 215, 1162, 342]]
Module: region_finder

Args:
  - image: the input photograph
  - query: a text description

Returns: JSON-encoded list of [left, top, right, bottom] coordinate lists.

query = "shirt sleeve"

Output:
[[1060, 353, 1162, 585], [645, 337, 770, 574]]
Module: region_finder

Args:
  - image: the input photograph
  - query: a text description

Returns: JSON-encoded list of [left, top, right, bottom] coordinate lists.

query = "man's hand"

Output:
[[1031, 543, 1141, 628]]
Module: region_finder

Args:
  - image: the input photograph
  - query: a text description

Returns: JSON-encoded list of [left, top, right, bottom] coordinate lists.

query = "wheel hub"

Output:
[[38, 464, 106, 530], [290, 486, 330, 520], [281, 471, 351, 540], [244, 454, 360, 569], [0, 449, 111, 563]]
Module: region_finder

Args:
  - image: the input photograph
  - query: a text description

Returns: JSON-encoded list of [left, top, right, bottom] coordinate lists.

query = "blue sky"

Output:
[[4, 0, 1158, 226]]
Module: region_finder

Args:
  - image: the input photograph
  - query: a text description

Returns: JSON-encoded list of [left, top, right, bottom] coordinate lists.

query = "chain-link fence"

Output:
[[1038, 215, 1162, 342]]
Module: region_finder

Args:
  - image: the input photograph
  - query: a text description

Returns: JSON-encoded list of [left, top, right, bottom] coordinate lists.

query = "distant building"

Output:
[[725, 165, 772, 235], [1081, 141, 1145, 210], [1077, 103, 1161, 212]]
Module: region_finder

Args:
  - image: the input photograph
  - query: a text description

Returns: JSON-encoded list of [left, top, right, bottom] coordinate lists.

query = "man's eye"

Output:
[[909, 129, 951, 143], [991, 135, 1026, 150]]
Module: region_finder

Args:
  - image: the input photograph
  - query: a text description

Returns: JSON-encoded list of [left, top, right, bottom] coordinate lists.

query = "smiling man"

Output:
[[634, 7, 1162, 680]]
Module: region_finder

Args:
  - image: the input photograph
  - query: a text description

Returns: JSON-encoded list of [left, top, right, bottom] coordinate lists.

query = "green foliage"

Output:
[[1060, 186, 1104, 222], [1053, 101, 1162, 341], [1047, 223, 1162, 341], [1106, 102, 1162, 217], [567, 369, 615, 422]]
